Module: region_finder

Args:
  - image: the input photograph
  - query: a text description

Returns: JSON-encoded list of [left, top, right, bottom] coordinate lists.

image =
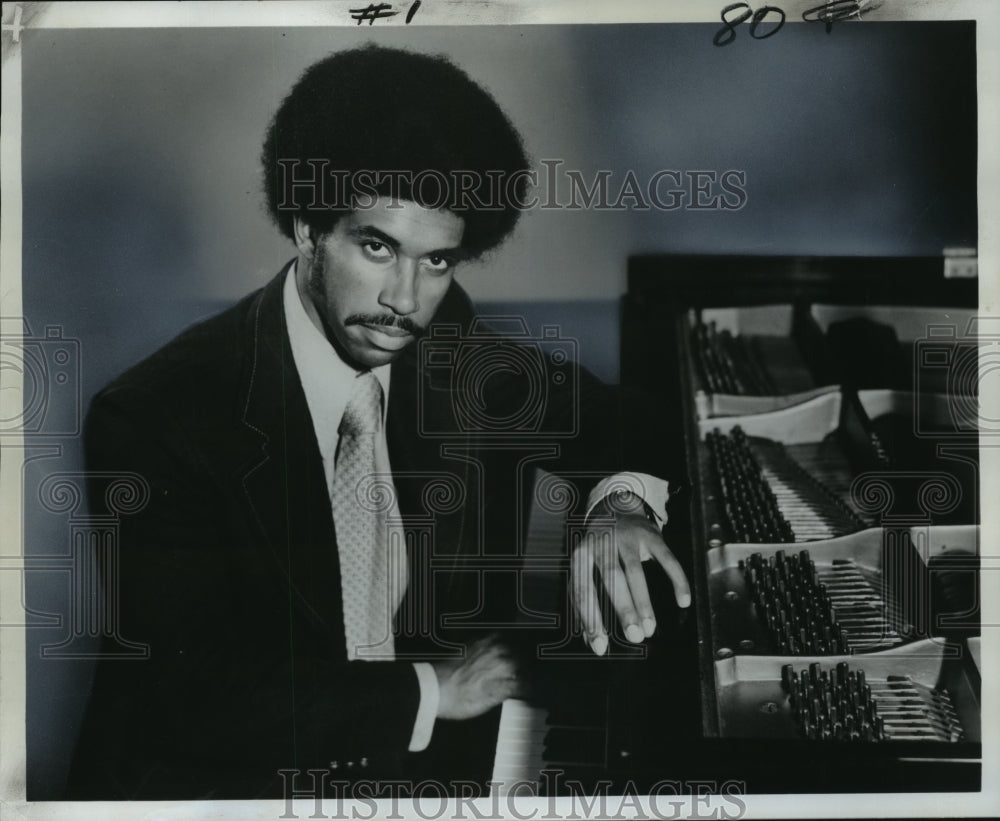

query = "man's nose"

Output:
[[378, 260, 419, 316]]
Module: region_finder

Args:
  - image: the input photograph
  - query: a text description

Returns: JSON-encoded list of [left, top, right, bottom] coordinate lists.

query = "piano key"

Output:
[[490, 698, 548, 796]]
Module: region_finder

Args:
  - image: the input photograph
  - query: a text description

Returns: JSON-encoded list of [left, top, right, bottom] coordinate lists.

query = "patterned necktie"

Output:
[[331, 371, 395, 661]]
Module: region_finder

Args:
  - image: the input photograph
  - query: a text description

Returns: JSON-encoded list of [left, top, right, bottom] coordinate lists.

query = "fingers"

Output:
[[478, 643, 519, 705], [646, 536, 692, 608], [620, 543, 656, 638], [485, 668, 521, 702], [468, 634, 518, 680], [574, 529, 647, 652], [572, 522, 693, 657], [436, 636, 522, 719], [572, 537, 608, 656], [595, 532, 644, 644], [467, 632, 505, 660]]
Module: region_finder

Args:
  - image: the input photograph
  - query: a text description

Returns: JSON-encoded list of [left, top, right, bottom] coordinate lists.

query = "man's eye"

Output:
[[363, 241, 392, 260], [425, 255, 453, 272]]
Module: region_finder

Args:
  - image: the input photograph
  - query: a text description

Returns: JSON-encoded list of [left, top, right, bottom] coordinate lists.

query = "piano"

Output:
[[489, 254, 982, 796]]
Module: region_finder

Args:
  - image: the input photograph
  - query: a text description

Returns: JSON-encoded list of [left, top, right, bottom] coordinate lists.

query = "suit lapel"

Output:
[[387, 286, 480, 644], [238, 266, 346, 651]]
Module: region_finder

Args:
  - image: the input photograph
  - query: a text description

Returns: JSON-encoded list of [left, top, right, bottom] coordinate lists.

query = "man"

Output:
[[65, 44, 689, 800]]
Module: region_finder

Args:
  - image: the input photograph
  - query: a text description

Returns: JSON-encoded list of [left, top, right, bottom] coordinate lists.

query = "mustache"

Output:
[[345, 313, 425, 336]]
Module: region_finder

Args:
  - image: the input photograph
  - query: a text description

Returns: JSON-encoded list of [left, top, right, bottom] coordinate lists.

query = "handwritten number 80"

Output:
[[713, 2, 786, 46]]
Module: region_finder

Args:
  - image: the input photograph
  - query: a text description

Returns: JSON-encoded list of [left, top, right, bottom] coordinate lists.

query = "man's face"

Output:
[[296, 198, 466, 369]]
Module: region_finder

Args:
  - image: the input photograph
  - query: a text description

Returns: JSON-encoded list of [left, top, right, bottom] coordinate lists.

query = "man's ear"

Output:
[[293, 216, 316, 258]]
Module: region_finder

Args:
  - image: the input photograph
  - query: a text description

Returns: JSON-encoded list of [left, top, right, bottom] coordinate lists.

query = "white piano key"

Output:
[[490, 698, 548, 796]]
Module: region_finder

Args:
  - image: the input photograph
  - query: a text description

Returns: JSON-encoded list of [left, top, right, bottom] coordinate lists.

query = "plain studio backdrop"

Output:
[[18, 21, 976, 798]]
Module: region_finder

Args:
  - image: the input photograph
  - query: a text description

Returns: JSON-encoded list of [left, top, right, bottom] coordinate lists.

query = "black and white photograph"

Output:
[[1, 1, 997, 818]]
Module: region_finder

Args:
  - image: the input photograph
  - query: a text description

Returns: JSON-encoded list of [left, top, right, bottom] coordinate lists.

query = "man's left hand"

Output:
[[571, 493, 691, 656]]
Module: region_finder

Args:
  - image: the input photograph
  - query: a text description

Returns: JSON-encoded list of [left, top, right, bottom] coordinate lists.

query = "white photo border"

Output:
[[1, 1, 997, 819]]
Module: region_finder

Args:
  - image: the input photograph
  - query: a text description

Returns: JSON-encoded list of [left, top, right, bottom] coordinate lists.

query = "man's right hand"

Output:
[[432, 634, 520, 720]]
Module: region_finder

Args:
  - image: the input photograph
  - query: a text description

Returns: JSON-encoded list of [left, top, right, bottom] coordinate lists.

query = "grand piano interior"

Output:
[[490, 254, 981, 796]]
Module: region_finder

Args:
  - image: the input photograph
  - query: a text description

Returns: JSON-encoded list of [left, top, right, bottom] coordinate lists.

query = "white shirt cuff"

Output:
[[408, 662, 439, 752], [584, 472, 671, 562]]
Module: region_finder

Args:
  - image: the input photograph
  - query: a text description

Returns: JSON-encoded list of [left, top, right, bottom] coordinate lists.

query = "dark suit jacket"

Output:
[[64, 266, 662, 799]]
